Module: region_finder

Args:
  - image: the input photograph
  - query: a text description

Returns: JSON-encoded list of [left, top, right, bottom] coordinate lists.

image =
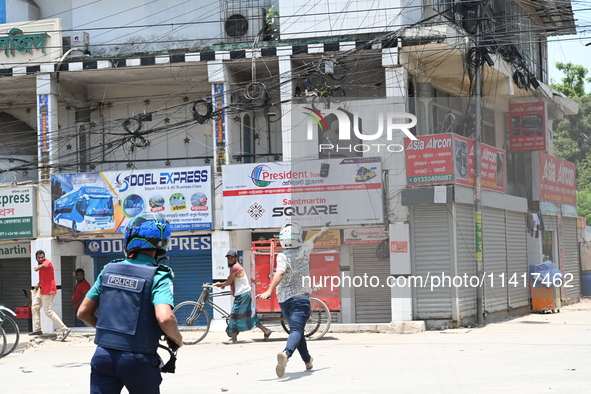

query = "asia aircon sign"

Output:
[[536, 152, 576, 206], [222, 157, 383, 229], [51, 167, 212, 235], [405, 133, 506, 192], [509, 102, 547, 151], [0, 187, 36, 240]]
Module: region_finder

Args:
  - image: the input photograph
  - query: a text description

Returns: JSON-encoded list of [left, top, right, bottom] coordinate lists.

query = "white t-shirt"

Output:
[[275, 240, 313, 303]]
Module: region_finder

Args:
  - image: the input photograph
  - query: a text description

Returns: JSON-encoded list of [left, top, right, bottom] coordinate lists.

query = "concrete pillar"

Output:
[[32, 74, 64, 332], [278, 55, 292, 161], [416, 81, 432, 136]]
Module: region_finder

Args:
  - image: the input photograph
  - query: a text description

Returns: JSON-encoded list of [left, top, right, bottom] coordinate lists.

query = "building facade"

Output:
[[0, 0, 579, 331]]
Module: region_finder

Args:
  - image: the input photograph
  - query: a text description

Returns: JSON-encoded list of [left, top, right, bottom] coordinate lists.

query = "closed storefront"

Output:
[[0, 255, 31, 333], [455, 204, 477, 322], [411, 205, 454, 322], [483, 207, 508, 314], [563, 217, 580, 300], [407, 189, 529, 328], [506, 211, 529, 309], [352, 244, 391, 323]]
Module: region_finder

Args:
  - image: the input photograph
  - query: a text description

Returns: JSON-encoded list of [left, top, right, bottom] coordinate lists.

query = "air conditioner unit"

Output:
[[62, 31, 90, 54], [223, 8, 266, 43]]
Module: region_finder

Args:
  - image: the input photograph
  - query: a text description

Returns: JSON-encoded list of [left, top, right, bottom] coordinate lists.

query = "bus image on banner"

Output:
[[54, 186, 116, 232]]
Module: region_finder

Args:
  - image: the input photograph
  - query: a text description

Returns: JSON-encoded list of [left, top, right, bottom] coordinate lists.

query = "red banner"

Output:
[[538, 152, 576, 205], [405, 134, 454, 185], [405, 133, 505, 192], [509, 102, 547, 151], [454, 135, 506, 192]]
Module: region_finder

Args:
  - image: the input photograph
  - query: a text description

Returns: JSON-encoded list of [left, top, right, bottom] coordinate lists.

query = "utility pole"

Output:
[[474, 4, 484, 325]]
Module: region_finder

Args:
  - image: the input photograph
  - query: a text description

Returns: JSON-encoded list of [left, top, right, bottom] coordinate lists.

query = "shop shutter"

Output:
[[352, 244, 392, 323], [482, 207, 508, 313], [562, 217, 580, 300], [166, 252, 212, 305], [455, 204, 477, 319], [59, 256, 77, 327], [411, 205, 453, 320], [0, 258, 31, 333], [506, 211, 529, 309]]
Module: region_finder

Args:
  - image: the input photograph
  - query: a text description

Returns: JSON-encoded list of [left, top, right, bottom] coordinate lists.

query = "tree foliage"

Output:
[[551, 62, 591, 223], [550, 62, 591, 98]]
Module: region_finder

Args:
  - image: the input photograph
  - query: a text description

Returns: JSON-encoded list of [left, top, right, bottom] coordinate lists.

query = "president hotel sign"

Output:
[[0, 19, 63, 65]]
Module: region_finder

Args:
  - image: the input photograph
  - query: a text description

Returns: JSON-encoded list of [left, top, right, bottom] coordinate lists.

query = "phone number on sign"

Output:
[[409, 174, 454, 183]]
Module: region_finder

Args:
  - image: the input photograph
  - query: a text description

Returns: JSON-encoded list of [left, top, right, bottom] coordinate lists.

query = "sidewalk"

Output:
[[3, 299, 591, 393]]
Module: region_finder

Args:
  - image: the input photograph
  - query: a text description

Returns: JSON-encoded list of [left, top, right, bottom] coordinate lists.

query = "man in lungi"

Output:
[[215, 250, 272, 344]]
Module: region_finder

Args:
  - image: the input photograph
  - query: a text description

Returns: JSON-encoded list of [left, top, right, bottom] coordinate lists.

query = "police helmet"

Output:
[[279, 222, 303, 248], [124, 212, 171, 257]]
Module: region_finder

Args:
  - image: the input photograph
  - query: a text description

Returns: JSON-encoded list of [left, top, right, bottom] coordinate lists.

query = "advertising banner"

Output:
[[405, 133, 505, 192], [454, 135, 506, 192], [406, 134, 455, 185], [0, 187, 35, 240], [222, 157, 383, 229], [51, 166, 212, 235], [343, 227, 388, 245], [538, 152, 576, 205], [86, 235, 212, 256], [509, 102, 547, 151]]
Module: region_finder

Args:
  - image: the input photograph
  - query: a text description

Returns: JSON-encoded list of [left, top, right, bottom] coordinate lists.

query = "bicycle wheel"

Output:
[[0, 314, 20, 357], [311, 94, 331, 111], [0, 327, 6, 358], [173, 301, 211, 345], [280, 297, 331, 340], [329, 86, 346, 106]]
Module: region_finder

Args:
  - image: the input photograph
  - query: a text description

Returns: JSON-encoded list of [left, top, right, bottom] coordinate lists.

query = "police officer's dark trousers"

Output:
[[90, 346, 162, 394]]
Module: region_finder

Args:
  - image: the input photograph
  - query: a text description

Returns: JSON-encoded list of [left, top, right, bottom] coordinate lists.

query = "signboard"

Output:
[[304, 229, 341, 247], [509, 102, 547, 151], [390, 241, 408, 253], [0, 242, 31, 258], [405, 133, 505, 192], [406, 134, 454, 185], [222, 157, 383, 229], [51, 166, 213, 235], [538, 152, 576, 205], [0, 19, 63, 64], [86, 236, 212, 256], [454, 135, 506, 192], [343, 227, 388, 245], [0, 187, 36, 240]]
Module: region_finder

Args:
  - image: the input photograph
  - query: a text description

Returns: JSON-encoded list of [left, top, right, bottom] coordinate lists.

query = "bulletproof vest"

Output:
[[95, 261, 162, 354]]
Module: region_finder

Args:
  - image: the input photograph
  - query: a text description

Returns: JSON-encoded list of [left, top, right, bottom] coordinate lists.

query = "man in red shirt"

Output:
[[30, 250, 71, 340], [71, 268, 91, 327]]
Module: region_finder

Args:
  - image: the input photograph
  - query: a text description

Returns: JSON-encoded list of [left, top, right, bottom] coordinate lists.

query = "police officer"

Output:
[[78, 212, 183, 394]]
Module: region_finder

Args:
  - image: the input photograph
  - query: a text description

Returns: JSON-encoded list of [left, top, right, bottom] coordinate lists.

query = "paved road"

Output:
[[2, 300, 591, 393]]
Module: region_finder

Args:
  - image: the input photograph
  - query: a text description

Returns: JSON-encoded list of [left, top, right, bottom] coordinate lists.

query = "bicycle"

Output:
[[173, 284, 331, 345], [0, 306, 20, 358], [304, 71, 346, 111]]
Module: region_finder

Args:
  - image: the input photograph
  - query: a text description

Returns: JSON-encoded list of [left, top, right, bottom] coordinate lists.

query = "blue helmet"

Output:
[[124, 212, 171, 257]]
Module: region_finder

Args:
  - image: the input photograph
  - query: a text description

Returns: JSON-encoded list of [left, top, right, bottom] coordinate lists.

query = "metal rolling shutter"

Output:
[[59, 256, 76, 327], [0, 258, 30, 333], [352, 244, 392, 323], [166, 252, 212, 305], [506, 211, 529, 309], [482, 207, 508, 313], [562, 217, 580, 299], [455, 204, 477, 320], [412, 205, 453, 320]]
